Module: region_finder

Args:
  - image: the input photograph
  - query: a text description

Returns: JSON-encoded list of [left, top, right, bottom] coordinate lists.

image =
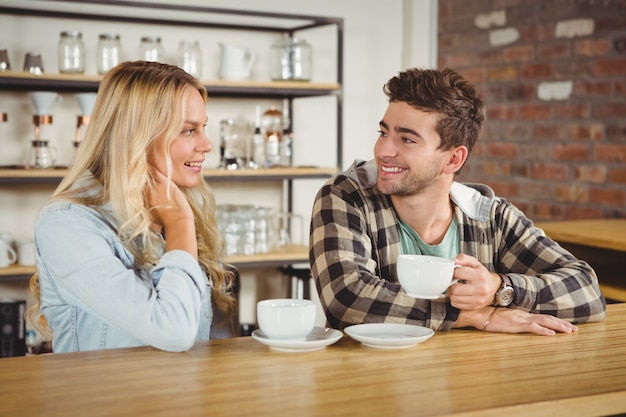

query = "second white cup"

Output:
[[16, 238, 36, 266], [397, 254, 460, 299], [257, 298, 316, 340]]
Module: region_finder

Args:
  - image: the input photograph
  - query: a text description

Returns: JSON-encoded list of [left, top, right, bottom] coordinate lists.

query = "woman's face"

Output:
[[151, 87, 211, 188]]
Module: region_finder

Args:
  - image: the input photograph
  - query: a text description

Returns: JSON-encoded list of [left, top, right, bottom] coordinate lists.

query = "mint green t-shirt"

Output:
[[398, 216, 460, 258]]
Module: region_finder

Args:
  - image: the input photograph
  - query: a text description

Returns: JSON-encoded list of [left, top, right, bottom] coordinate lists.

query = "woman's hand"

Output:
[[147, 166, 197, 258], [148, 167, 193, 227], [447, 253, 501, 310]]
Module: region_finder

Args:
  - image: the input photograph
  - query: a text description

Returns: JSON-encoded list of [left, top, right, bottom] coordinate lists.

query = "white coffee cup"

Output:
[[257, 298, 316, 340], [16, 238, 36, 266], [396, 254, 460, 299], [0, 239, 17, 267]]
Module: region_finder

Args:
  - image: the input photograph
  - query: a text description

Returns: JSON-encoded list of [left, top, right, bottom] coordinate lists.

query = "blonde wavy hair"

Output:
[[28, 61, 236, 340]]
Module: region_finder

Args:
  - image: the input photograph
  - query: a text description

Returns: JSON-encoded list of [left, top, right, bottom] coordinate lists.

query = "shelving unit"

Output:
[[0, 1, 343, 283]]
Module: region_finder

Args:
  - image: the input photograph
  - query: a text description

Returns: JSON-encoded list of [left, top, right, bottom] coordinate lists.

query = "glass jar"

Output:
[[219, 118, 252, 170], [139, 36, 163, 62], [279, 99, 292, 166], [58, 30, 85, 74], [177, 40, 202, 78], [97, 33, 122, 75], [271, 35, 312, 81]]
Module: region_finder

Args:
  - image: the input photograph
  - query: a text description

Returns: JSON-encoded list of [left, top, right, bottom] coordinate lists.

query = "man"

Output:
[[309, 67, 605, 335]]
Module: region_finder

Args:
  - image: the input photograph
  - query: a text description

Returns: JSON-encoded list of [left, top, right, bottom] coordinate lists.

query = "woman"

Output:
[[28, 61, 237, 352]]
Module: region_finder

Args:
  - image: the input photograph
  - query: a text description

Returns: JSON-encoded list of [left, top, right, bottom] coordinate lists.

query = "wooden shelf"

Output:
[[225, 244, 309, 268], [0, 167, 70, 184], [0, 245, 309, 281], [0, 264, 35, 281], [204, 166, 338, 181], [0, 166, 337, 184], [0, 71, 340, 97]]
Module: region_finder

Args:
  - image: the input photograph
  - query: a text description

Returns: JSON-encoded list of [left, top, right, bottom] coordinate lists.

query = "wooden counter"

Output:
[[536, 219, 626, 252], [537, 219, 626, 302], [1, 303, 625, 417]]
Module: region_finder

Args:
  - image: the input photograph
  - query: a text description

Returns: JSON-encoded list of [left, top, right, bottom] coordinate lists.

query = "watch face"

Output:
[[498, 287, 514, 306]]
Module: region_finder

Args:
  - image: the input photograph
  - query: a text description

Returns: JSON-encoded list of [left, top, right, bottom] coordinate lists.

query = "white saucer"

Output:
[[344, 323, 434, 349], [251, 327, 343, 352]]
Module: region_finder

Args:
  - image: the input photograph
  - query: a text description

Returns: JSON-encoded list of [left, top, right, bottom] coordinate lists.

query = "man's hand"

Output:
[[447, 253, 501, 310], [455, 306, 578, 336]]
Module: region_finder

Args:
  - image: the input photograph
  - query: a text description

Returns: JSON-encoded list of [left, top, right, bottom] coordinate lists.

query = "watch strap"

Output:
[[499, 273, 513, 289]]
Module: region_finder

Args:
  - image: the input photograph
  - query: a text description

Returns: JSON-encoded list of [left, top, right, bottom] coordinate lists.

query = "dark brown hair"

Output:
[[383, 67, 485, 154]]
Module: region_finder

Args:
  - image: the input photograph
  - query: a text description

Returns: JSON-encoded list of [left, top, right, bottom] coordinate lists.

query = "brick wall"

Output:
[[438, 0, 626, 220]]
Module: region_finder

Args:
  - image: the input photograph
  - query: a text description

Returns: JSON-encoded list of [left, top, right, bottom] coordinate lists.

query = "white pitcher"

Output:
[[0, 239, 17, 267], [218, 43, 255, 81]]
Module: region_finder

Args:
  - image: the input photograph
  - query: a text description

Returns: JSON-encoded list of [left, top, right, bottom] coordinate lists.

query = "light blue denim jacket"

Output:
[[34, 178, 213, 353]]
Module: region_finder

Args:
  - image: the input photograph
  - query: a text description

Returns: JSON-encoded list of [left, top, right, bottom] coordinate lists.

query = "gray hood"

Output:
[[342, 159, 496, 222]]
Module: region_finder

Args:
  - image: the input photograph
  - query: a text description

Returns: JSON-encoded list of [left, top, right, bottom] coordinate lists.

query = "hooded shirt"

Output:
[[309, 159, 606, 330]]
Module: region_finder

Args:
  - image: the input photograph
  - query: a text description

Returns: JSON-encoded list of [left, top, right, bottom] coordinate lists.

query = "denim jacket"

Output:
[[34, 179, 213, 353]]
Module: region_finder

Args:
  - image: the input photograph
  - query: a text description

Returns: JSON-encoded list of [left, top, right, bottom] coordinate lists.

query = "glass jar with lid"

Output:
[[97, 33, 122, 75], [270, 34, 312, 81], [58, 30, 85, 74], [177, 40, 202, 78], [139, 36, 163, 62]]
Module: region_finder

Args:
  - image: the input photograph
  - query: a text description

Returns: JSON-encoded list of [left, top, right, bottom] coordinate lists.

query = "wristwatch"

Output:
[[494, 274, 514, 307]]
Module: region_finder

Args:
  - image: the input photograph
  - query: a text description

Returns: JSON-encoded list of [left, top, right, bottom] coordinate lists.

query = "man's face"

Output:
[[374, 101, 451, 196]]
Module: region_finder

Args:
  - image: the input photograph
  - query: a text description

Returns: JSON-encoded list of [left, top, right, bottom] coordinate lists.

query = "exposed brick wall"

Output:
[[439, 0, 626, 220]]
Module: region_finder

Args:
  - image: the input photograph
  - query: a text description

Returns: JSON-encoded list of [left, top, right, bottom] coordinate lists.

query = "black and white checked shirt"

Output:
[[309, 159, 606, 330]]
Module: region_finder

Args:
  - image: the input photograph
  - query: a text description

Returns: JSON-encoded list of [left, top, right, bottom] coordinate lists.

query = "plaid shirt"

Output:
[[309, 159, 606, 330]]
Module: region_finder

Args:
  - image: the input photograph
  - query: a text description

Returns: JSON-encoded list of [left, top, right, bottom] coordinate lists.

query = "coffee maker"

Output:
[[27, 91, 61, 169], [74, 93, 97, 147]]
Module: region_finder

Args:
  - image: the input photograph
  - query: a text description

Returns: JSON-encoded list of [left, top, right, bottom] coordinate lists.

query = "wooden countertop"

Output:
[[1, 304, 625, 417], [536, 219, 626, 302], [536, 219, 626, 252]]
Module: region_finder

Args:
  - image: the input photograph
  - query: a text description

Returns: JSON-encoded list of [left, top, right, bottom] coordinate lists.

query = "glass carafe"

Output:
[[26, 140, 56, 169]]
